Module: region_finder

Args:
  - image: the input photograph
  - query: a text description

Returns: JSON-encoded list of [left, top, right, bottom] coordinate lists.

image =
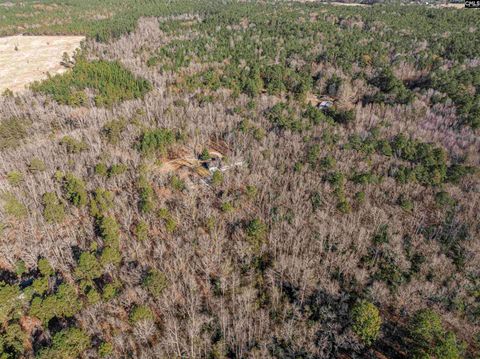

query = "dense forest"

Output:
[[0, 0, 479, 358]]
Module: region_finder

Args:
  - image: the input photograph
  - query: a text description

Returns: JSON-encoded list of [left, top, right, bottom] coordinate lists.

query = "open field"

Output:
[[328, 2, 369, 6], [288, 0, 465, 6], [292, 0, 369, 4], [0, 35, 84, 93], [435, 2, 465, 7]]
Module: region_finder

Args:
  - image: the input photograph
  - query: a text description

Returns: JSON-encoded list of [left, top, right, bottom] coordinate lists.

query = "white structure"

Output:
[[318, 101, 334, 109]]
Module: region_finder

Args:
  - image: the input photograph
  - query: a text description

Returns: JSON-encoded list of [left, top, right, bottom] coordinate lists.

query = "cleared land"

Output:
[[0, 35, 84, 93], [435, 2, 464, 7]]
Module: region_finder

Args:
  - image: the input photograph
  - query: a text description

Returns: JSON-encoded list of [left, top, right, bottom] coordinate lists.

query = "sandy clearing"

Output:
[[329, 2, 369, 6], [0, 35, 85, 93], [328, 1, 465, 7], [291, 0, 369, 5], [435, 3, 464, 7], [291, 0, 465, 7]]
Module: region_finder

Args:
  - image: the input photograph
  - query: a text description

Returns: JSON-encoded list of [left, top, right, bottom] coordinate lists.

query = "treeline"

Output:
[[0, 0, 223, 41], [31, 54, 152, 107]]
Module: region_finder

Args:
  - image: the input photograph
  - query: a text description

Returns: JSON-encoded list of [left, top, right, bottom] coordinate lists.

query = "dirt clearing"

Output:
[[292, 0, 369, 5], [0, 35, 84, 93]]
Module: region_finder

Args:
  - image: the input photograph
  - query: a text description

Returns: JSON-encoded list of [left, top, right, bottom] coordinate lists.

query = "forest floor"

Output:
[[0, 35, 84, 93]]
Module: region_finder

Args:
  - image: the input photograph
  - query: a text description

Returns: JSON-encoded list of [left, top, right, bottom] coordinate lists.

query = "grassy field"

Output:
[[0, 35, 84, 93]]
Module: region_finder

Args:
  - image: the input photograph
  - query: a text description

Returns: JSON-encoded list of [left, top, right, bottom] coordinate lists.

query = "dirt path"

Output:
[[0, 35, 84, 93]]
